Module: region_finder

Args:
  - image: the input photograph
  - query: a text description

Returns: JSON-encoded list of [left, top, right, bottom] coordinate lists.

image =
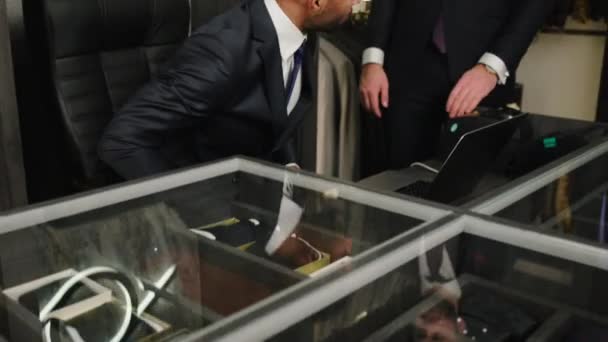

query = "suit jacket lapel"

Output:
[[259, 44, 288, 135], [250, 0, 288, 138], [273, 34, 318, 153], [249, 0, 317, 154]]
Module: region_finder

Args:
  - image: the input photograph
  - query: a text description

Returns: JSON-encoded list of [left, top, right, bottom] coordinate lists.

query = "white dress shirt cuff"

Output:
[[479, 53, 509, 85], [362, 47, 385, 66]]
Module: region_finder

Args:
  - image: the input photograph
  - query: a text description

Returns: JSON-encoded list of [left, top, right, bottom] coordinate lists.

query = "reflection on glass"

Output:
[[415, 243, 463, 342], [0, 169, 423, 341], [496, 153, 608, 245], [277, 228, 608, 342], [412, 241, 540, 342]]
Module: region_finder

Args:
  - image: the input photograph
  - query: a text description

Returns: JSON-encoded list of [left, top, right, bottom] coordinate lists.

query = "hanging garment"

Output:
[[316, 38, 361, 181]]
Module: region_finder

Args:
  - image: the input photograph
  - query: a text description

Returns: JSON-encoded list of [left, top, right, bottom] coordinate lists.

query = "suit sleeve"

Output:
[[367, 0, 399, 50], [489, 0, 555, 72], [273, 139, 297, 165], [98, 34, 234, 180]]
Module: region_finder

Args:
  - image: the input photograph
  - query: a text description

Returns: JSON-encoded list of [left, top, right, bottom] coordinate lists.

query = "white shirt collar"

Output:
[[264, 0, 307, 61]]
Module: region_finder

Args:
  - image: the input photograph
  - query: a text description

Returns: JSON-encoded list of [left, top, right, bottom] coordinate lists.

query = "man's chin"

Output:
[[322, 18, 350, 32], [308, 14, 351, 32]]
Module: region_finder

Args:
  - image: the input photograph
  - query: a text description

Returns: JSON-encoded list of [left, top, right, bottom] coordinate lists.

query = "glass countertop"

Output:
[[475, 141, 608, 247], [0, 158, 447, 342], [258, 216, 608, 342]]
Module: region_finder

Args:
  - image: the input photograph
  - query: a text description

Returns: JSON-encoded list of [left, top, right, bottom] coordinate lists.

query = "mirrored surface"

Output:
[[493, 151, 608, 246], [0, 160, 437, 341], [270, 218, 608, 342]]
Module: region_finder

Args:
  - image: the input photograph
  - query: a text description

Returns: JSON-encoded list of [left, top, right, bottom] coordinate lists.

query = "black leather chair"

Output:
[[190, 0, 240, 28], [41, 0, 190, 188]]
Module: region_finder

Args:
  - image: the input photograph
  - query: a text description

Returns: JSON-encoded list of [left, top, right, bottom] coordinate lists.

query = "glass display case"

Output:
[[471, 139, 608, 247], [0, 157, 449, 341], [249, 215, 608, 342], [173, 137, 608, 341], [3, 146, 608, 341]]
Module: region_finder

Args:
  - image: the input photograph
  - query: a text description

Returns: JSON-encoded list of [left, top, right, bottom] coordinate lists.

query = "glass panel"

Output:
[[274, 225, 608, 342], [0, 166, 430, 341], [494, 152, 608, 245]]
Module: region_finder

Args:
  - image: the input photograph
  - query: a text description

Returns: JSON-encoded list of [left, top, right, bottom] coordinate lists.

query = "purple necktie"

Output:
[[285, 42, 306, 103], [433, 15, 447, 54]]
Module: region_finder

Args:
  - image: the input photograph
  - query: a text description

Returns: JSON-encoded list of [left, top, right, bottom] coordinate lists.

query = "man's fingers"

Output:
[[361, 89, 371, 112], [450, 65, 498, 117], [459, 88, 476, 115], [464, 91, 480, 115], [449, 84, 468, 117], [381, 81, 389, 108], [465, 95, 482, 115], [447, 79, 467, 113], [460, 91, 476, 116], [360, 64, 389, 118], [453, 87, 473, 117], [464, 82, 490, 115], [461, 98, 476, 116]]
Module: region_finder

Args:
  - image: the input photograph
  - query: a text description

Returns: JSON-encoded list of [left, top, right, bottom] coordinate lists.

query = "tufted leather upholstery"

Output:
[[190, 0, 241, 28], [42, 0, 190, 185]]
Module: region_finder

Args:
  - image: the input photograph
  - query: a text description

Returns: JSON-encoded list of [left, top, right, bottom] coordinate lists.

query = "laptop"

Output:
[[397, 113, 528, 203]]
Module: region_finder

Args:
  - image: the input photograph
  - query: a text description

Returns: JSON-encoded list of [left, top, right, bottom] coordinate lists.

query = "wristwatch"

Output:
[[480, 63, 499, 82]]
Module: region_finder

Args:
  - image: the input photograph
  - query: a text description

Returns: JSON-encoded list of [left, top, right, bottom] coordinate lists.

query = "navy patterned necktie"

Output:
[[285, 42, 306, 103]]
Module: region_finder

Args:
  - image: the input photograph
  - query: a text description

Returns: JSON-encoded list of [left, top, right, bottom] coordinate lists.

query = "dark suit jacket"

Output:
[[368, 0, 554, 85], [99, 0, 317, 180]]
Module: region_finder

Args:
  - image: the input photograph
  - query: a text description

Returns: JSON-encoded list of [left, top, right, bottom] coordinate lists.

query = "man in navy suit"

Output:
[[359, 0, 554, 169], [99, 0, 356, 179]]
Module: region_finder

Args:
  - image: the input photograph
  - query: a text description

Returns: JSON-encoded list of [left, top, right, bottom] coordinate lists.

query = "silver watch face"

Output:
[[484, 64, 497, 75]]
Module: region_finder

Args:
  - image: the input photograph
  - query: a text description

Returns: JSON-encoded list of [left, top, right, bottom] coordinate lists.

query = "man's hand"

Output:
[[360, 63, 389, 118], [446, 64, 497, 118]]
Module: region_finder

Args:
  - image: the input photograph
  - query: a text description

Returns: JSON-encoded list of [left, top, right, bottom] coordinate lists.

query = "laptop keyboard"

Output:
[[397, 181, 432, 198]]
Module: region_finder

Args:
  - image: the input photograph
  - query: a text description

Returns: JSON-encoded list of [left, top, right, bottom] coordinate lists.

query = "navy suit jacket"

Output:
[[99, 0, 317, 179], [368, 0, 554, 84]]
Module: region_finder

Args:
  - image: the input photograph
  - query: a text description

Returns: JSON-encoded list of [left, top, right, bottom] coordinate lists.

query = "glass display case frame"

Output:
[[194, 213, 608, 341], [3, 150, 608, 341], [0, 157, 453, 341], [467, 138, 608, 215]]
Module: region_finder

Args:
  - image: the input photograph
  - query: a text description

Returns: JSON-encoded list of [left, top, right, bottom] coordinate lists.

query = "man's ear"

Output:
[[309, 0, 322, 11]]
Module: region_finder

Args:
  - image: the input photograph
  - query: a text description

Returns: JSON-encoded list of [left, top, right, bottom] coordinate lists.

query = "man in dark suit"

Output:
[[98, 0, 356, 179], [359, 0, 554, 169]]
